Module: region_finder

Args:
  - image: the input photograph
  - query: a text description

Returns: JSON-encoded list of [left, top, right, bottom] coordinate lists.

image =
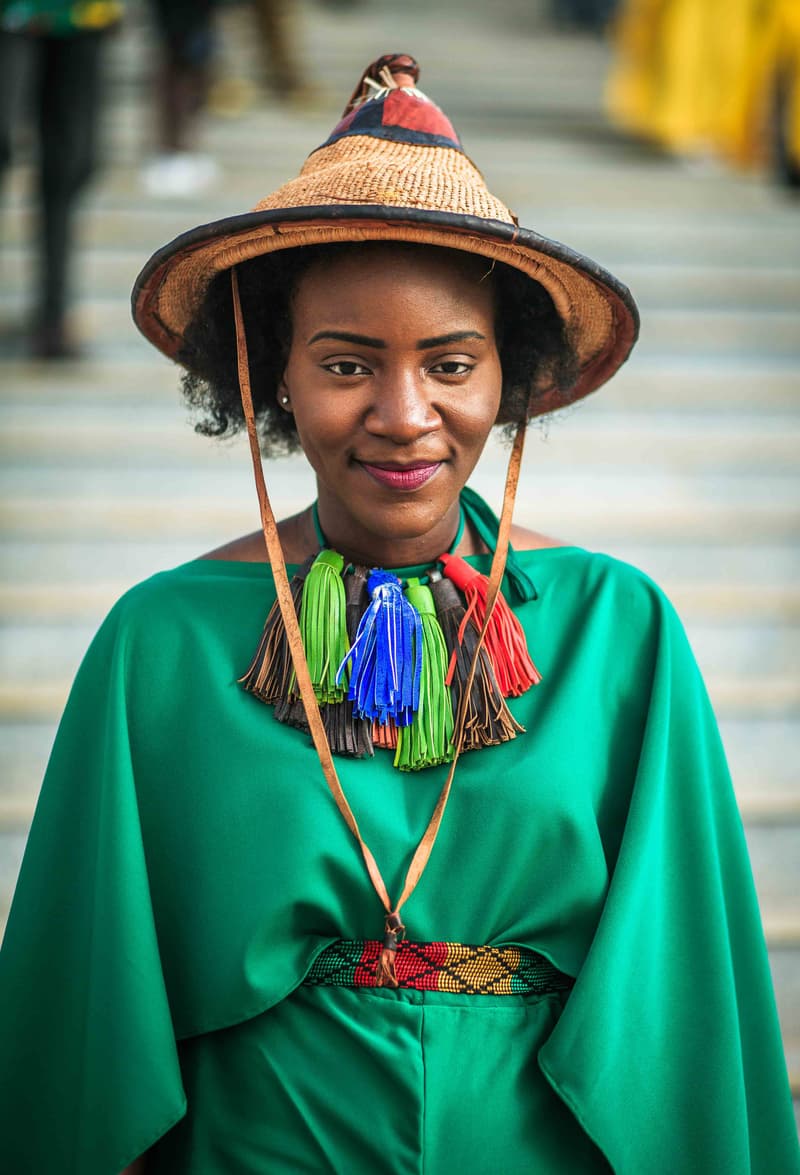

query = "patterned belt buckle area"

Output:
[[304, 940, 574, 996]]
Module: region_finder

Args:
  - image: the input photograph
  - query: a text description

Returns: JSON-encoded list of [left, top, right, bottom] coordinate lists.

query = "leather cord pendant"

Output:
[[231, 266, 530, 962]]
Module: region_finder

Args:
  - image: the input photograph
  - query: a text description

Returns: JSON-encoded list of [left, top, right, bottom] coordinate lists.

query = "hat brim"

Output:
[[131, 204, 639, 419]]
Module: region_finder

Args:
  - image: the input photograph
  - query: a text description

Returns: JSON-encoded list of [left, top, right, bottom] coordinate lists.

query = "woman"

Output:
[[0, 0, 122, 357], [1, 54, 797, 1174]]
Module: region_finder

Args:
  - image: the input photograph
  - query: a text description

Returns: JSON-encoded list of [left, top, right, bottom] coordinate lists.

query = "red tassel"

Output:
[[372, 718, 398, 749], [439, 554, 542, 697], [375, 912, 405, 988]]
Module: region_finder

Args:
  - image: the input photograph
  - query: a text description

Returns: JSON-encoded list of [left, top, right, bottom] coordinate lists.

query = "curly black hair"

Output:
[[178, 241, 579, 455]]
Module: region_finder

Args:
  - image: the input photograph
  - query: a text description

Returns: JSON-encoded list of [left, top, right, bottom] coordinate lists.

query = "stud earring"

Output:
[[280, 394, 290, 406]]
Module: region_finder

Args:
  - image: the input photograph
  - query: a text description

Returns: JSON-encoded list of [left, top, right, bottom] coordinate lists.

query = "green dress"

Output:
[[0, 547, 797, 1173]]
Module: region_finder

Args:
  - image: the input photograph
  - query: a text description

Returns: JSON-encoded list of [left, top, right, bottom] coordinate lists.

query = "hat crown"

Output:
[[318, 53, 462, 154], [253, 53, 511, 224]]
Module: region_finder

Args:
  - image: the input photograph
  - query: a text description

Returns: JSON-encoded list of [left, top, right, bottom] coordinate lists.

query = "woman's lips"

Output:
[[359, 461, 442, 490]]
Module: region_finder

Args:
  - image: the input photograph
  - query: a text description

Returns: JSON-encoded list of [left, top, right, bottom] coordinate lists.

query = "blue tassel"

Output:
[[337, 569, 422, 725]]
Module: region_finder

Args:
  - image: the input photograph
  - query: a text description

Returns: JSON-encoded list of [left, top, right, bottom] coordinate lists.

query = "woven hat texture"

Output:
[[132, 53, 639, 416]]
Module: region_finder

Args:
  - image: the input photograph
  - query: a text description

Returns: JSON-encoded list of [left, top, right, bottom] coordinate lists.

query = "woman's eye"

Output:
[[323, 360, 371, 377], [430, 360, 474, 376]]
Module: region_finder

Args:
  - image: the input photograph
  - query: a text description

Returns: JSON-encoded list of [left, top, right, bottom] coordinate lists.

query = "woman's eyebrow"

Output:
[[307, 330, 386, 348], [416, 330, 486, 349]]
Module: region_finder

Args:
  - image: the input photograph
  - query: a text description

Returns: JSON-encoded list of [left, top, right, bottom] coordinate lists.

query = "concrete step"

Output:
[[768, 946, 800, 1095], [4, 287, 800, 358], [3, 462, 799, 541], [9, 237, 800, 312], [745, 825, 800, 926], [7, 142, 800, 220], [6, 246, 800, 311], [3, 490, 797, 548], [6, 200, 800, 269], [0, 357, 797, 414], [4, 537, 799, 598], [593, 363, 800, 413], [3, 406, 799, 473]]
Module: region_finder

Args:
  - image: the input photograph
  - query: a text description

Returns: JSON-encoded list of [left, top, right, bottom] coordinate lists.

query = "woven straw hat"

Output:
[[132, 53, 638, 416]]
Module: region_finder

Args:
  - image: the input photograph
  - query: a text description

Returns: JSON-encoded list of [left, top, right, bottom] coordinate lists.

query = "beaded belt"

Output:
[[304, 940, 574, 997]]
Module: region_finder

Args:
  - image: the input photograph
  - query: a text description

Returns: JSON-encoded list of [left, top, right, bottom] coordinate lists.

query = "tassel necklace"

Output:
[[239, 494, 540, 771]]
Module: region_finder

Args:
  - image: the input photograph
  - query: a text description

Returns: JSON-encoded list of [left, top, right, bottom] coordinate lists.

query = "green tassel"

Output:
[[296, 549, 350, 704], [394, 578, 454, 771]]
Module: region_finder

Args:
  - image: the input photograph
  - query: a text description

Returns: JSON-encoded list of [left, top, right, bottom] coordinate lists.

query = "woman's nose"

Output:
[[364, 369, 441, 442]]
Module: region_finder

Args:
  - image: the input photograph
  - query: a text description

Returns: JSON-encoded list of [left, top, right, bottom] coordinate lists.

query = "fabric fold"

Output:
[[538, 593, 799, 1172], [0, 603, 186, 1173]]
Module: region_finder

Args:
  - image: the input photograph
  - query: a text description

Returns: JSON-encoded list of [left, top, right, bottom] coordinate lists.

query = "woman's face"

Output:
[[280, 245, 502, 565]]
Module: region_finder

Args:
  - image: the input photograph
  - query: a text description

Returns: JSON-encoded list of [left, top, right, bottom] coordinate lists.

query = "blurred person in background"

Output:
[[251, 0, 305, 101], [0, 0, 122, 358], [607, 0, 800, 187], [207, 0, 309, 117], [245, 0, 367, 104], [204, 0, 366, 125], [141, 0, 218, 197]]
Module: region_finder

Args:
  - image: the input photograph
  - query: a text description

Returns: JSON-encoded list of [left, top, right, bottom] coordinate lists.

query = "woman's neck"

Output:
[[311, 500, 469, 568]]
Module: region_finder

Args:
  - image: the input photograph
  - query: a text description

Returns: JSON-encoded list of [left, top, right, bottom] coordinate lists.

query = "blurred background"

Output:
[[1, 0, 798, 1122]]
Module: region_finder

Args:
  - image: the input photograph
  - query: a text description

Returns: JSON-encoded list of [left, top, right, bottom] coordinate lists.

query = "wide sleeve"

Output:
[[0, 600, 186, 1174], [538, 590, 799, 1173]]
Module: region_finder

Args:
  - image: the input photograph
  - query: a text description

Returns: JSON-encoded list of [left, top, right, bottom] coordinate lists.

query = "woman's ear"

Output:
[[277, 381, 292, 412]]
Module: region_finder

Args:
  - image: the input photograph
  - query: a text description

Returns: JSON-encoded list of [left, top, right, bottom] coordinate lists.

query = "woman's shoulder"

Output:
[[511, 528, 676, 615], [197, 513, 311, 563], [508, 523, 567, 551], [197, 531, 268, 562], [100, 557, 264, 635]]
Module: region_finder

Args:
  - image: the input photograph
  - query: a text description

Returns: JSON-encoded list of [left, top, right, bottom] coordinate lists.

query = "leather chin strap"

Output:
[[231, 267, 527, 939]]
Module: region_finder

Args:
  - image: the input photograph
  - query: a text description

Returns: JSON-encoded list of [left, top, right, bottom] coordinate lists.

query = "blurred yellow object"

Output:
[[729, 0, 800, 176], [70, 1, 123, 30], [607, 0, 800, 181]]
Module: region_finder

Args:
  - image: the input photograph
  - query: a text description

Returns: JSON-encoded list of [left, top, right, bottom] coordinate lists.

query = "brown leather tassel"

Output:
[[275, 687, 374, 757], [323, 699, 373, 758], [334, 566, 374, 756], [271, 565, 373, 757], [375, 911, 405, 988], [345, 565, 369, 637], [430, 574, 523, 751], [273, 694, 308, 729], [271, 679, 374, 756], [372, 718, 398, 749], [272, 690, 366, 756], [239, 555, 315, 702]]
